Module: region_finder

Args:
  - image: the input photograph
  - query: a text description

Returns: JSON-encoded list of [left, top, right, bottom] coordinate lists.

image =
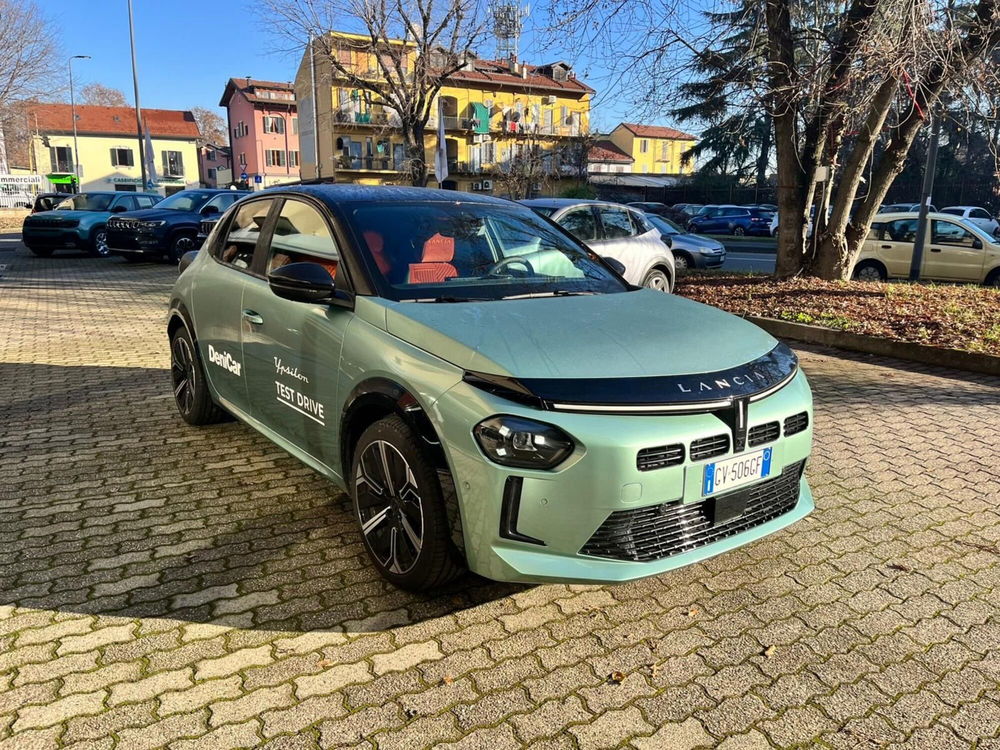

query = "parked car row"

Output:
[[21, 189, 250, 260]]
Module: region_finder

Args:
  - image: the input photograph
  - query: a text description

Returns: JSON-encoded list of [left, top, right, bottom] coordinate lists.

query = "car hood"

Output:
[[671, 233, 724, 251], [383, 289, 778, 380], [114, 208, 192, 221], [25, 209, 104, 222]]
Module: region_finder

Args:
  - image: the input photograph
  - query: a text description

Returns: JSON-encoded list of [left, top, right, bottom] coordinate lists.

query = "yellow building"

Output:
[[27, 103, 201, 195], [605, 122, 698, 177], [294, 33, 593, 194]]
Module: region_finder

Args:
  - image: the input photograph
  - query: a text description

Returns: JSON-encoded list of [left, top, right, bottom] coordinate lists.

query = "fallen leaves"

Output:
[[677, 274, 1000, 356], [762, 645, 778, 658], [607, 671, 626, 685]]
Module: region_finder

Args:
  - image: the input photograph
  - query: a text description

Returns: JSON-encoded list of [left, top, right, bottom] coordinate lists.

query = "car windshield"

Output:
[[54, 193, 113, 211], [347, 201, 629, 302], [645, 213, 681, 235], [155, 191, 214, 212]]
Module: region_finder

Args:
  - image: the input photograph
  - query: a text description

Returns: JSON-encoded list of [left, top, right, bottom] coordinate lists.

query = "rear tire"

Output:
[[853, 260, 887, 282], [733, 226, 746, 236], [169, 325, 225, 426], [642, 267, 673, 292], [984, 268, 1000, 288], [352, 416, 464, 591], [28, 246, 54, 257]]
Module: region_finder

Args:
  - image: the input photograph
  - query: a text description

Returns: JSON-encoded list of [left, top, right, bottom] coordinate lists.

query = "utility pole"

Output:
[[68, 55, 90, 190], [909, 112, 941, 282], [128, 0, 148, 190]]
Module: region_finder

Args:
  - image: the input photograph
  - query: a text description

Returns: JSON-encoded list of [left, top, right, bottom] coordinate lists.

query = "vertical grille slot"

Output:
[[784, 412, 809, 436], [748, 421, 780, 447], [690, 433, 730, 462], [637, 444, 684, 471]]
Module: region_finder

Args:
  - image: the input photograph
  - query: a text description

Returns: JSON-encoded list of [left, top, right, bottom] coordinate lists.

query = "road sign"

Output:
[[254, 175, 263, 184], [240, 172, 248, 181]]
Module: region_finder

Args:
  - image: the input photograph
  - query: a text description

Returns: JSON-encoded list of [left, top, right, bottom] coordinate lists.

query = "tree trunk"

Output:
[[403, 122, 428, 187], [755, 113, 772, 188]]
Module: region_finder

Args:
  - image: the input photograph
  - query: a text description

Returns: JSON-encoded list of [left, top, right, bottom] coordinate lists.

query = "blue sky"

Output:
[[48, 0, 674, 132]]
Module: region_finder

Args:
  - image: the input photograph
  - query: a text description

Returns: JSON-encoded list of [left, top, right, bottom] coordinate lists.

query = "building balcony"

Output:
[[336, 155, 401, 172]]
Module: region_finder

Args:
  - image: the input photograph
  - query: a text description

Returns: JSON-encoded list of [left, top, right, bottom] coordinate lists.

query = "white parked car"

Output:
[[521, 199, 677, 292], [940, 206, 999, 237]]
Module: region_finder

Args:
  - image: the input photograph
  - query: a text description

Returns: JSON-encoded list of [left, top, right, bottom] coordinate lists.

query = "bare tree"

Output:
[[260, 0, 489, 186], [0, 0, 59, 173], [548, 0, 1000, 280], [191, 106, 228, 145], [492, 133, 553, 199], [80, 83, 128, 107]]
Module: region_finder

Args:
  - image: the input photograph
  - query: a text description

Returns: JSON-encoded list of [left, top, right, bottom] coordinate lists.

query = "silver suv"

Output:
[[521, 199, 676, 291]]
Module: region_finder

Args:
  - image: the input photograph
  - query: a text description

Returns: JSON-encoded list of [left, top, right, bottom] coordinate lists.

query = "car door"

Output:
[[874, 218, 920, 277], [240, 196, 354, 468], [191, 196, 276, 414], [111, 194, 138, 213], [923, 219, 985, 281], [590, 204, 646, 284]]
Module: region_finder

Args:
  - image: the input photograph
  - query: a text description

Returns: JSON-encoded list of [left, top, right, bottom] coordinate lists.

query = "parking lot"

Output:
[[2, 240, 1000, 749]]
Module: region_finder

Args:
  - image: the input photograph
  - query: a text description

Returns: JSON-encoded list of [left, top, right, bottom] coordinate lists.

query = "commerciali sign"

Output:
[[0, 174, 44, 186]]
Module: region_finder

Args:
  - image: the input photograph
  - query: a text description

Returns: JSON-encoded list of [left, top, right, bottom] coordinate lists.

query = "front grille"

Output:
[[580, 461, 806, 562], [199, 219, 217, 236], [637, 444, 684, 471], [108, 218, 144, 231], [784, 412, 809, 436], [748, 421, 780, 447], [690, 433, 730, 462]]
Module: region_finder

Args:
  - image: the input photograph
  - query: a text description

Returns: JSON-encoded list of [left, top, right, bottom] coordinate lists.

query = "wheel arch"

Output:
[[984, 265, 1000, 285]]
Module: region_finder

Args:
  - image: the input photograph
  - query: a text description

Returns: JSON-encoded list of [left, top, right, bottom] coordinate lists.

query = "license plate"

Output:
[[703, 447, 772, 496]]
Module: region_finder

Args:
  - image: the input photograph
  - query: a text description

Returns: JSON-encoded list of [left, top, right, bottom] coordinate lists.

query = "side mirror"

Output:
[[602, 256, 627, 276], [661, 234, 673, 249], [973, 238, 983, 250], [201, 204, 220, 215], [268, 262, 354, 309], [110, 204, 128, 213], [179, 249, 199, 273]]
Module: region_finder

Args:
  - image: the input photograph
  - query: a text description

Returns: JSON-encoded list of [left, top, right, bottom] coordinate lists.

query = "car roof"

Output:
[[275, 184, 513, 206], [176, 188, 248, 194], [941, 206, 985, 211], [875, 211, 967, 221]]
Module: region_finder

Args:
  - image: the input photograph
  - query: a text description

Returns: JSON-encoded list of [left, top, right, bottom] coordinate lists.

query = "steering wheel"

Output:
[[484, 256, 534, 277]]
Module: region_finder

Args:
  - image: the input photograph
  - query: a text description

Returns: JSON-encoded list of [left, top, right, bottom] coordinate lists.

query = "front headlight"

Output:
[[144, 220, 167, 228], [473, 415, 575, 469]]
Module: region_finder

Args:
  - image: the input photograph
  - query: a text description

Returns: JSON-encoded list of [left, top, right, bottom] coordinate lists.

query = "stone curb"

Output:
[[747, 315, 1000, 377]]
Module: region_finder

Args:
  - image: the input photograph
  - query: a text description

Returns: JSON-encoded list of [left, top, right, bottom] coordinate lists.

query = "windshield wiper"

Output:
[[421, 295, 494, 303]]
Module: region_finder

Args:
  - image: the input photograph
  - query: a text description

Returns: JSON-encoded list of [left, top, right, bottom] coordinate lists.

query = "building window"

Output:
[[239, 152, 247, 166], [161, 150, 184, 177], [206, 148, 216, 161], [288, 150, 300, 168], [50, 146, 73, 172], [640, 139, 649, 153], [292, 117, 299, 135], [110, 148, 134, 167], [207, 168, 216, 179], [234, 121, 248, 139], [265, 149, 286, 167], [263, 116, 285, 134]]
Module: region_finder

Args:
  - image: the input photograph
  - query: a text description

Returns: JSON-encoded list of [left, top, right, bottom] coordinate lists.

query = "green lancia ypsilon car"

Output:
[[168, 185, 813, 590]]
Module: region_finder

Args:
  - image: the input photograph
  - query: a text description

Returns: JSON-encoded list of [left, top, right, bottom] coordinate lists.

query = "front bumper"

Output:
[[690, 251, 726, 269], [434, 369, 813, 584], [107, 228, 167, 257], [22, 227, 87, 249]]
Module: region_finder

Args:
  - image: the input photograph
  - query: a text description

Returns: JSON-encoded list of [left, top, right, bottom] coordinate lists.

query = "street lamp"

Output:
[[68, 55, 90, 190]]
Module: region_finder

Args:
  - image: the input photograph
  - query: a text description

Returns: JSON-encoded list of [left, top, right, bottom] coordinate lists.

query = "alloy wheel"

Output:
[[643, 270, 670, 292], [95, 231, 109, 256], [857, 265, 884, 282], [673, 254, 690, 270], [355, 440, 424, 575], [176, 236, 195, 252], [170, 335, 197, 416]]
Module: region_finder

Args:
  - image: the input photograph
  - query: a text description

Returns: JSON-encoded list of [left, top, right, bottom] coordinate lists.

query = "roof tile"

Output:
[[28, 103, 200, 139]]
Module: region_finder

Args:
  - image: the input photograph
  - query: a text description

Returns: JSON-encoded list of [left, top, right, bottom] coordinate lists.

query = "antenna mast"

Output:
[[490, 2, 529, 64]]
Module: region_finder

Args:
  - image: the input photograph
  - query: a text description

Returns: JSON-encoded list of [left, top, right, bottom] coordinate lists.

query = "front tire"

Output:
[[168, 233, 197, 264], [352, 416, 463, 591], [89, 227, 110, 257], [672, 252, 691, 271], [642, 267, 672, 292], [169, 326, 225, 426], [853, 260, 887, 282]]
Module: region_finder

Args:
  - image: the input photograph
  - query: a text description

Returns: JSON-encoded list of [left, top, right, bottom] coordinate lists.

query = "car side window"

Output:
[[206, 193, 240, 213], [114, 195, 137, 211], [266, 199, 340, 278], [932, 220, 977, 248], [941, 208, 962, 216], [557, 208, 598, 241], [217, 199, 273, 271], [629, 211, 652, 234], [136, 195, 156, 209], [884, 219, 919, 243], [866, 222, 885, 240], [971, 208, 992, 220], [598, 206, 635, 239]]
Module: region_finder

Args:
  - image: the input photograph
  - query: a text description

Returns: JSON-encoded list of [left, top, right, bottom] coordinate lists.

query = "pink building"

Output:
[[219, 78, 299, 189], [198, 142, 231, 187]]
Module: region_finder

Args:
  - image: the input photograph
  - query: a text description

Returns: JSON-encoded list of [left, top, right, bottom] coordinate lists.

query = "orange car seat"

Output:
[[363, 230, 392, 275], [408, 233, 458, 284]]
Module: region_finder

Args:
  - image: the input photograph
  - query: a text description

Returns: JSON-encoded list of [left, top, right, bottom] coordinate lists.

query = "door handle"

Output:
[[929, 248, 941, 253], [881, 244, 892, 249], [242, 309, 264, 325]]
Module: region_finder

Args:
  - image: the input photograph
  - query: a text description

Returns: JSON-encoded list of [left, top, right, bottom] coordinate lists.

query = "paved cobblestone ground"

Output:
[[1, 240, 999, 749]]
